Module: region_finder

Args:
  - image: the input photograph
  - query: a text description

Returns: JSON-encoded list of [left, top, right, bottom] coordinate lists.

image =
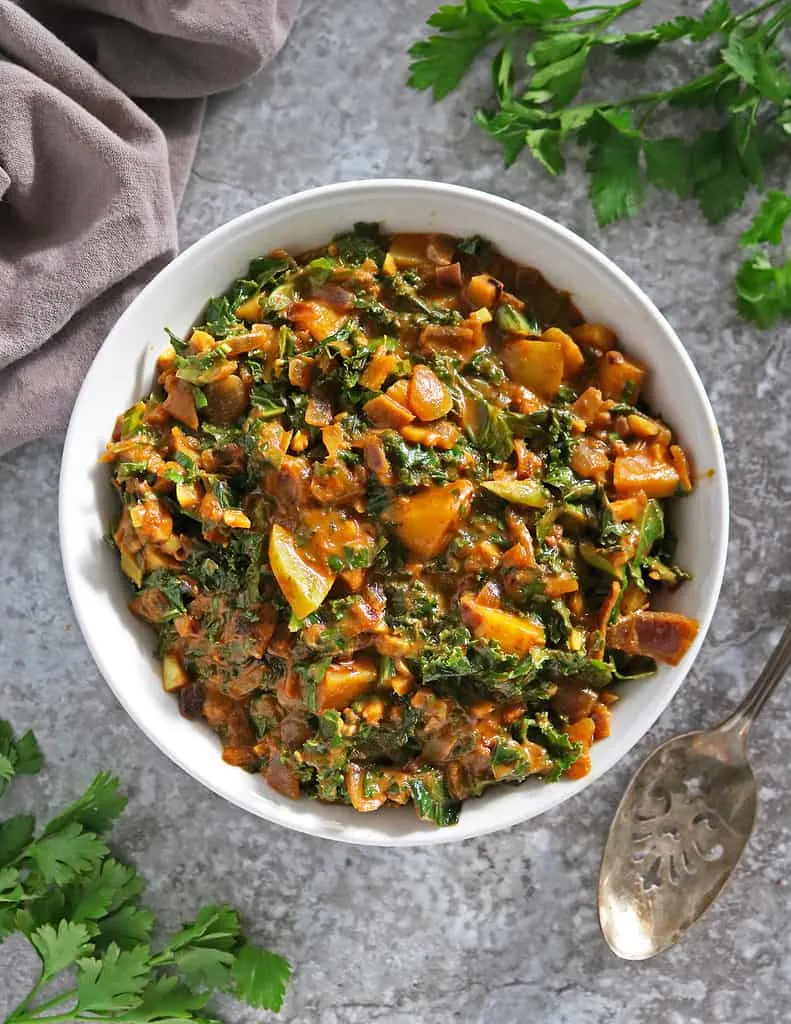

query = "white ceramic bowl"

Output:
[[60, 179, 728, 846]]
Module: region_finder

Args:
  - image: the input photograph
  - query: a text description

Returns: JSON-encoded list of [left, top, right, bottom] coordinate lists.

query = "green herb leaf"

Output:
[[97, 904, 156, 951], [644, 138, 693, 197], [233, 944, 292, 1011], [740, 191, 791, 246], [0, 814, 35, 868], [31, 919, 95, 983], [121, 975, 212, 1021], [0, 722, 43, 797], [25, 823, 109, 885], [66, 857, 144, 923], [408, 8, 498, 100], [44, 771, 127, 837], [76, 942, 152, 1013], [525, 128, 565, 174], [528, 44, 591, 105], [166, 904, 241, 991], [690, 129, 749, 223], [587, 120, 643, 227], [735, 253, 791, 326]]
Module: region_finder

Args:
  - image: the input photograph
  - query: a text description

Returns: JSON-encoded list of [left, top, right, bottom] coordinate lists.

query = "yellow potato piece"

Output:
[[542, 327, 584, 377], [317, 657, 378, 712], [268, 523, 335, 619], [460, 594, 545, 656], [386, 480, 474, 560], [501, 339, 564, 399], [162, 653, 187, 692]]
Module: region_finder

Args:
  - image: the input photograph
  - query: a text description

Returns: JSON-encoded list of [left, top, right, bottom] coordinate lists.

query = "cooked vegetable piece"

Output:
[[407, 365, 453, 421], [607, 611, 699, 665], [501, 339, 564, 398], [317, 658, 378, 712], [613, 450, 680, 498], [481, 478, 549, 508], [363, 392, 416, 429], [204, 374, 248, 423], [386, 480, 474, 559], [269, 523, 335, 619], [598, 350, 645, 402], [543, 326, 585, 376], [460, 594, 546, 656]]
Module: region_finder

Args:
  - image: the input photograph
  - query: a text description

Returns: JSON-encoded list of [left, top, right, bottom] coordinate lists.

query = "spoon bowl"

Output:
[[599, 618, 791, 959], [599, 724, 756, 959]]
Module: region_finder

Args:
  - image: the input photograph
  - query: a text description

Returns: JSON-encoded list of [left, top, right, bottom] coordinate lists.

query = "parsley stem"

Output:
[[20, 990, 78, 1017], [11, 1017, 97, 1024], [732, 0, 788, 26], [545, 0, 642, 31]]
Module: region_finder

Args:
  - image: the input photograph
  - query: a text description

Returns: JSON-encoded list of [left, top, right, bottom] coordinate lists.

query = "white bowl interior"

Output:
[[60, 180, 728, 846]]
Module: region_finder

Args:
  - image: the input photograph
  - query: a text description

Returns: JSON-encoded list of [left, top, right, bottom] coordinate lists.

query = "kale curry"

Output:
[[103, 225, 698, 827]]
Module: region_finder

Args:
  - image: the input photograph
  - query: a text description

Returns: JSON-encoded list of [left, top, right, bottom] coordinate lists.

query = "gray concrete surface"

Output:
[[2, 1, 791, 1021]]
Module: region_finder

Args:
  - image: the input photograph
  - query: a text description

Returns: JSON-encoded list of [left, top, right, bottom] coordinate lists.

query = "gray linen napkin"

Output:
[[0, 0, 299, 455]]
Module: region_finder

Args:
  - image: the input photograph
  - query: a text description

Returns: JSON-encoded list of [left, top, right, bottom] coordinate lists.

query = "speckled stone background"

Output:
[[2, 2, 791, 1021]]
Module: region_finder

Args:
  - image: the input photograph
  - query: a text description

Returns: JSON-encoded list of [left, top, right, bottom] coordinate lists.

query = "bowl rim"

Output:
[[59, 178, 729, 846]]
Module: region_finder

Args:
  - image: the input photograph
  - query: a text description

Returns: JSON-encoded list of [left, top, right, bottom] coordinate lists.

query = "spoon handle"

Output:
[[720, 617, 791, 738]]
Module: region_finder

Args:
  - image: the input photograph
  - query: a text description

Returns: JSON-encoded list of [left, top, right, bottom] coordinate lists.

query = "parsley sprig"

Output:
[[0, 720, 291, 1024], [408, 0, 791, 325]]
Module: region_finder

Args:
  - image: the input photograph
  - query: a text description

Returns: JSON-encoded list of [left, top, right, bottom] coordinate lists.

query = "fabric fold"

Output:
[[0, 0, 299, 454]]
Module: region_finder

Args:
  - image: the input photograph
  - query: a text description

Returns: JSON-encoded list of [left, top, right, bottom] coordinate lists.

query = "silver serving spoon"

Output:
[[599, 618, 791, 960]]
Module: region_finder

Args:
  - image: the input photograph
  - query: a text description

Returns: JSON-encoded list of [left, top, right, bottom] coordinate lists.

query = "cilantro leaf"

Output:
[[97, 904, 156, 951], [44, 771, 127, 837], [740, 191, 791, 246], [476, 104, 533, 166], [525, 128, 565, 174], [690, 128, 749, 223], [586, 119, 643, 227], [408, 9, 498, 100], [166, 904, 241, 992], [0, 721, 43, 796], [527, 44, 591, 105], [0, 814, 35, 868], [77, 943, 152, 1013], [232, 944, 292, 1012], [122, 975, 212, 1021], [13, 731, 43, 776], [31, 919, 95, 982], [0, 721, 292, 1021], [0, 865, 24, 903], [721, 24, 767, 88], [644, 138, 693, 198], [25, 822, 109, 885], [66, 857, 144, 923], [735, 253, 791, 326]]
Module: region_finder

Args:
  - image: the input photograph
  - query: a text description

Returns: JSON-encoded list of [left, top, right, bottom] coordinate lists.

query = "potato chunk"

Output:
[[613, 450, 679, 498], [501, 339, 564, 399], [385, 480, 474, 559], [317, 657, 378, 712], [460, 595, 546, 656], [598, 350, 645, 402]]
